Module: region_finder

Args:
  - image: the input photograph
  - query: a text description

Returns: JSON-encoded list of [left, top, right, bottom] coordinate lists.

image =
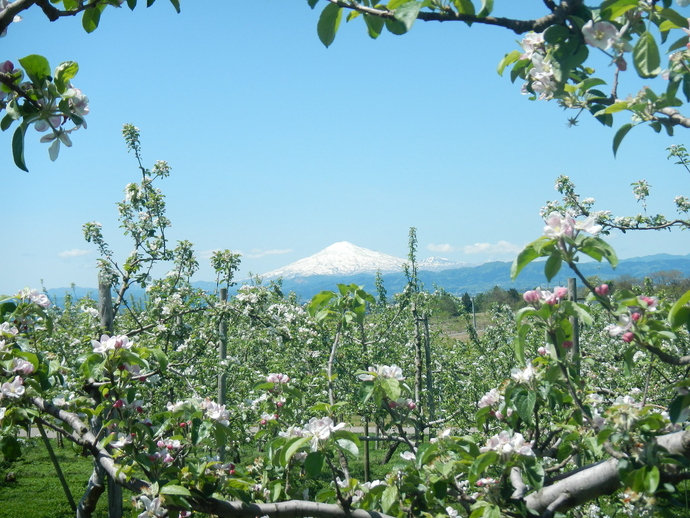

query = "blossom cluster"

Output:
[[279, 416, 345, 452], [519, 32, 558, 100], [357, 364, 404, 381], [523, 287, 568, 306], [480, 430, 535, 458], [543, 212, 602, 239], [16, 287, 51, 308], [92, 334, 132, 355]]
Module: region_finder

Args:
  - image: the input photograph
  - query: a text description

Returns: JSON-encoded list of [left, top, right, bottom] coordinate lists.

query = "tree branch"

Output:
[[525, 430, 690, 515], [323, 0, 582, 34]]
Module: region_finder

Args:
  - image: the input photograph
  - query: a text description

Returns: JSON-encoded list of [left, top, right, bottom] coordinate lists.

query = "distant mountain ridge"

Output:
[[262, 241, 468, 279], [45, 242, 690, 303]]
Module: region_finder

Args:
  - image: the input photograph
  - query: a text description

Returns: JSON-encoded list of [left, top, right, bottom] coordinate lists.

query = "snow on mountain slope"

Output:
[[262, 242, 469, 279]]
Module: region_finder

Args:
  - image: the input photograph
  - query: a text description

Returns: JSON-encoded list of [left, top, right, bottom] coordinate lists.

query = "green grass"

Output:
[[0, 436, 133, 518]]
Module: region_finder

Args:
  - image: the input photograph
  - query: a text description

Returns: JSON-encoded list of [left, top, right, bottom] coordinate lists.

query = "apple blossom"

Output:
[[523, 289, 541, 304], [511, 363, 536, 384], [358, 364, 405, 381], [92, 334, 132, 355], [541, 287, 568, 305], [305, 416, 345, 451], [266, 373, 290, 384], [0, 322, 18, 336], [519, 31, 544, 60], [582, 20, 619, 51], [138, 495, 165, 518], [607, 315, 632, 337], [400, 451, 415, 461], [478, 388, 502, 408], [544, 212, 575, 239], [11, 358, 34, 375], [1, 376, 24, 398]]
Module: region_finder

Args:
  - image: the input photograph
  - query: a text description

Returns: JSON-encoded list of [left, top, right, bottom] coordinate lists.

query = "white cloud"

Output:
[[427, 243, 457, 253], [463, 240, 522, 255], [246, 248, 292, 259], [58, 249, 92, 258]]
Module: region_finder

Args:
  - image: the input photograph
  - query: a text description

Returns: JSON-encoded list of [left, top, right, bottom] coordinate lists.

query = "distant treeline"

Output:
[[429, 269, 690, 317]]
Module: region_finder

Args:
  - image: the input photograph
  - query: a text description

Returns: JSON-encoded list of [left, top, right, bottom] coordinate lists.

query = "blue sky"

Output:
[[2, 1, 689, 295]]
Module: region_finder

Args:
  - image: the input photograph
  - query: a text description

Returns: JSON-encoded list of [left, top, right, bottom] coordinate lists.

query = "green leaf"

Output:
[[304, 451, 325, 477], [160, 484, 191, 496], [1, 113, 14, 132], [453, 0, 475, 16], [543, 24, 570, 44], [126, 0, 137, 9], [515, 324, 528, 366], [477, 0, 493, 18], [669, 289, 690, 329], [380, 377, 401, 401], [633, 31, 661, 79], [497, 50, 521, 76], [381, 485, 398, 514], [385, 17, 409, 35], [601, 0, 639, 19], [645, 466, 660, 494], [308, 0, 319, 8], [469, 451, 498, 485], [669, 35, 689, 52], [599, 101, 630, 115], [683, 74, 690, 103], [336, 438, 359, 456], [669, 393, 690, 423], [613, 123, 633, 157], [12, 123, 28, 172], [317, 3, 342, 47], [544, 252, 562, 282], [364, 13, 384, 39], [82, 6, 102, 33], [660, 8, 688, 29], [169, 0, 180, 13], [54, 61, 79, 93], [18, 54, 51, 83], [514, 389, 536, 425], [393, 1, 422, 32], [282, 436, 311, 466], [511, 239, 551, 280]]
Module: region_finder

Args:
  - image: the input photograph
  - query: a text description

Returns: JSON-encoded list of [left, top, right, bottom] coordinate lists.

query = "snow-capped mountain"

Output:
[[417, 256, 471, 271], [262, 242, 470, 280], [262, 242, 406, 279]]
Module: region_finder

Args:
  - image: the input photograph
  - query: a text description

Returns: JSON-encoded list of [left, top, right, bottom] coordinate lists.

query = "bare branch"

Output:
[[657, 107, 690, 129], [525, 430, 690, 515]]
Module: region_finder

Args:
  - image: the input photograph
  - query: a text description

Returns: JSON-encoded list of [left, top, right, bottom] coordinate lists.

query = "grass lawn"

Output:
[[0, 436, 134, 518]]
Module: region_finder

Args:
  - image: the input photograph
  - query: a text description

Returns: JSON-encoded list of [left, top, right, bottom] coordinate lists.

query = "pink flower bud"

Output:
[[537, 346, 547, 356], [622, 332, 634, 343], [523, 290, 540, 304], [631, 312, 641, 322], [388, 400, 398, 409], [157, 440, 165, 448], [260, 419, 267, 426], [276, 401, 284, 408], [136, 406, 143, 413], [562, 340, 573, 349], [113, 399, 125, 408], [407, 401, 416, 410], [179, 422, 187, 428], [595, 284, 609, 296], [554, 287, 568, 300]]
